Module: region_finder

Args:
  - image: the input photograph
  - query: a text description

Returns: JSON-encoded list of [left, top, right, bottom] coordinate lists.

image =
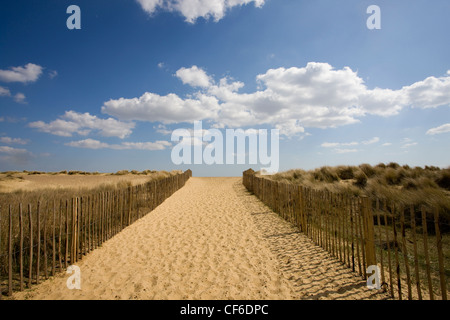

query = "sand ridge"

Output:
[[11, 177, 389, 300], [0, 172, 162, 193]]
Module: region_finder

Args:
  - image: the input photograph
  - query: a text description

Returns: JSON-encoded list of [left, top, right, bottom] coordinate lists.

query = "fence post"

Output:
[[28, 204, 33, 287], [36, 201, 41, 285], [8, 205, 13, 296], [434, 207, 447, 300], [361, 197, 377, 269]]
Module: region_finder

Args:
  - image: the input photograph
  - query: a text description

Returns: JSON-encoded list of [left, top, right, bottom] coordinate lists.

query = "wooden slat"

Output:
[[8, 205, 13, 296], [87, 196, 91, 254], [362, 197, 376, 269], [359, 198, 367, 279], [421, 207, 434, 300], [58, 200, 62, 272], [355, 198, 362, 276], [43, 201, 48, 279], [392, 204, 402, 300], [52, 200, 56, 276], [376, 199, 386, 292], [400, 205, 412, 299], [384, 203, 394, 298], [28, 204, 33, 288], [36, 201, 41, 284], [350, 197, 355, 272], [65, 200, 69, 268], [410, 205, 422, 300], [433, 207, 447, 300], [19, 203, 24, 291]]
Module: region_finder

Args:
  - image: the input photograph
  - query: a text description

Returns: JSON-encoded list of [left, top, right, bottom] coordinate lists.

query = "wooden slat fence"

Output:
[[0, 170, 191, 297], [243, 169, 448, 300]]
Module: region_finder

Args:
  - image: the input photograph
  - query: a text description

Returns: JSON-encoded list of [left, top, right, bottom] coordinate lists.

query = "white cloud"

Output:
[[65, 139, 110, 149], [66, 139, 171, 150], [102, 92, 220, 124], [362, 137, 380, 145], [0, 86, 27, 103], [0, 146, 33, 164], [121, 141, 172, 150], [29, 111, 135, 139], [321, 137, 379, 149], [14, 92, 26, 104], [49, 70, 58, 79], [0, 137, 28, 145], [0, 86, 11, 96], [0, 63, 43, 83], [102, 62, 450, 137], [136, 0, 265, 23], [154, 124, 172, 135], [402, 142, 418, 148], [382, 142, 392, 147], [426, 123, 450, 135], [321, 141, 358, 148], [275, 119, 305, 137], [175, 65, 212, 88], [335, 148, 358, 154], [402, 74, 450, 109], [157, 62, 165, 69]]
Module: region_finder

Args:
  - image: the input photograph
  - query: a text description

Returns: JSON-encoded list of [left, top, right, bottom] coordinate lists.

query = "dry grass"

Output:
[[0, 170, 181, 194], [265, 163, 450, 225]]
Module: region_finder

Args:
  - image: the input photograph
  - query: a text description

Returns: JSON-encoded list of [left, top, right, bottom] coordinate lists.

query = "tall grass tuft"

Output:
[[267, 163, 450, 226]]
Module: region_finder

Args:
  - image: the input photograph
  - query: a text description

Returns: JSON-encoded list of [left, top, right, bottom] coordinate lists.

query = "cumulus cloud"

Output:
[[136, 0, 265, 23], [154, 124, 172, 135], [0, 86, 26, 103], [0, 86, 11, 96], [321, 137, 380, 149], [426, 123, 450, 135], [102, 92, 220, 124], [362, 137, 380, 145], [0, 63, 43, 83], [65, 139, 111, 149], [175, 65, 212, 88], [0, 146, 34, 164], [0, 137, 28, 145], [335, 148, 358, 154], [101, 62, 450, 137], [402, 73, 450, 109], [29, 111, 135, 139], [402, 142, 418, 149], [321, 141, 358, 148], [14, 92, 26, 103], [66, 138, 171, 150]]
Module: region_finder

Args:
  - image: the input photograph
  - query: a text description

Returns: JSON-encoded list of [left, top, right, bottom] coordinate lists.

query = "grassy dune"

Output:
[[267, 163, 450, 224]]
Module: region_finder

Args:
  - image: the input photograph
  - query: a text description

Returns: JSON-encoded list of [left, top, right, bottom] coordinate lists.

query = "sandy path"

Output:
[[12, 177, 389, 300]]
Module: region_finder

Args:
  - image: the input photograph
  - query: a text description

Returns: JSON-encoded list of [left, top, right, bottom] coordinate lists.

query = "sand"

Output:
[[11, 177, 390, 300], [0, 172, 168, 193]]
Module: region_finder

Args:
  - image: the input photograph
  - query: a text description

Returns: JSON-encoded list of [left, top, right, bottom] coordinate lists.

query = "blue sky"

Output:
[[0, 0, 449, 176]]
